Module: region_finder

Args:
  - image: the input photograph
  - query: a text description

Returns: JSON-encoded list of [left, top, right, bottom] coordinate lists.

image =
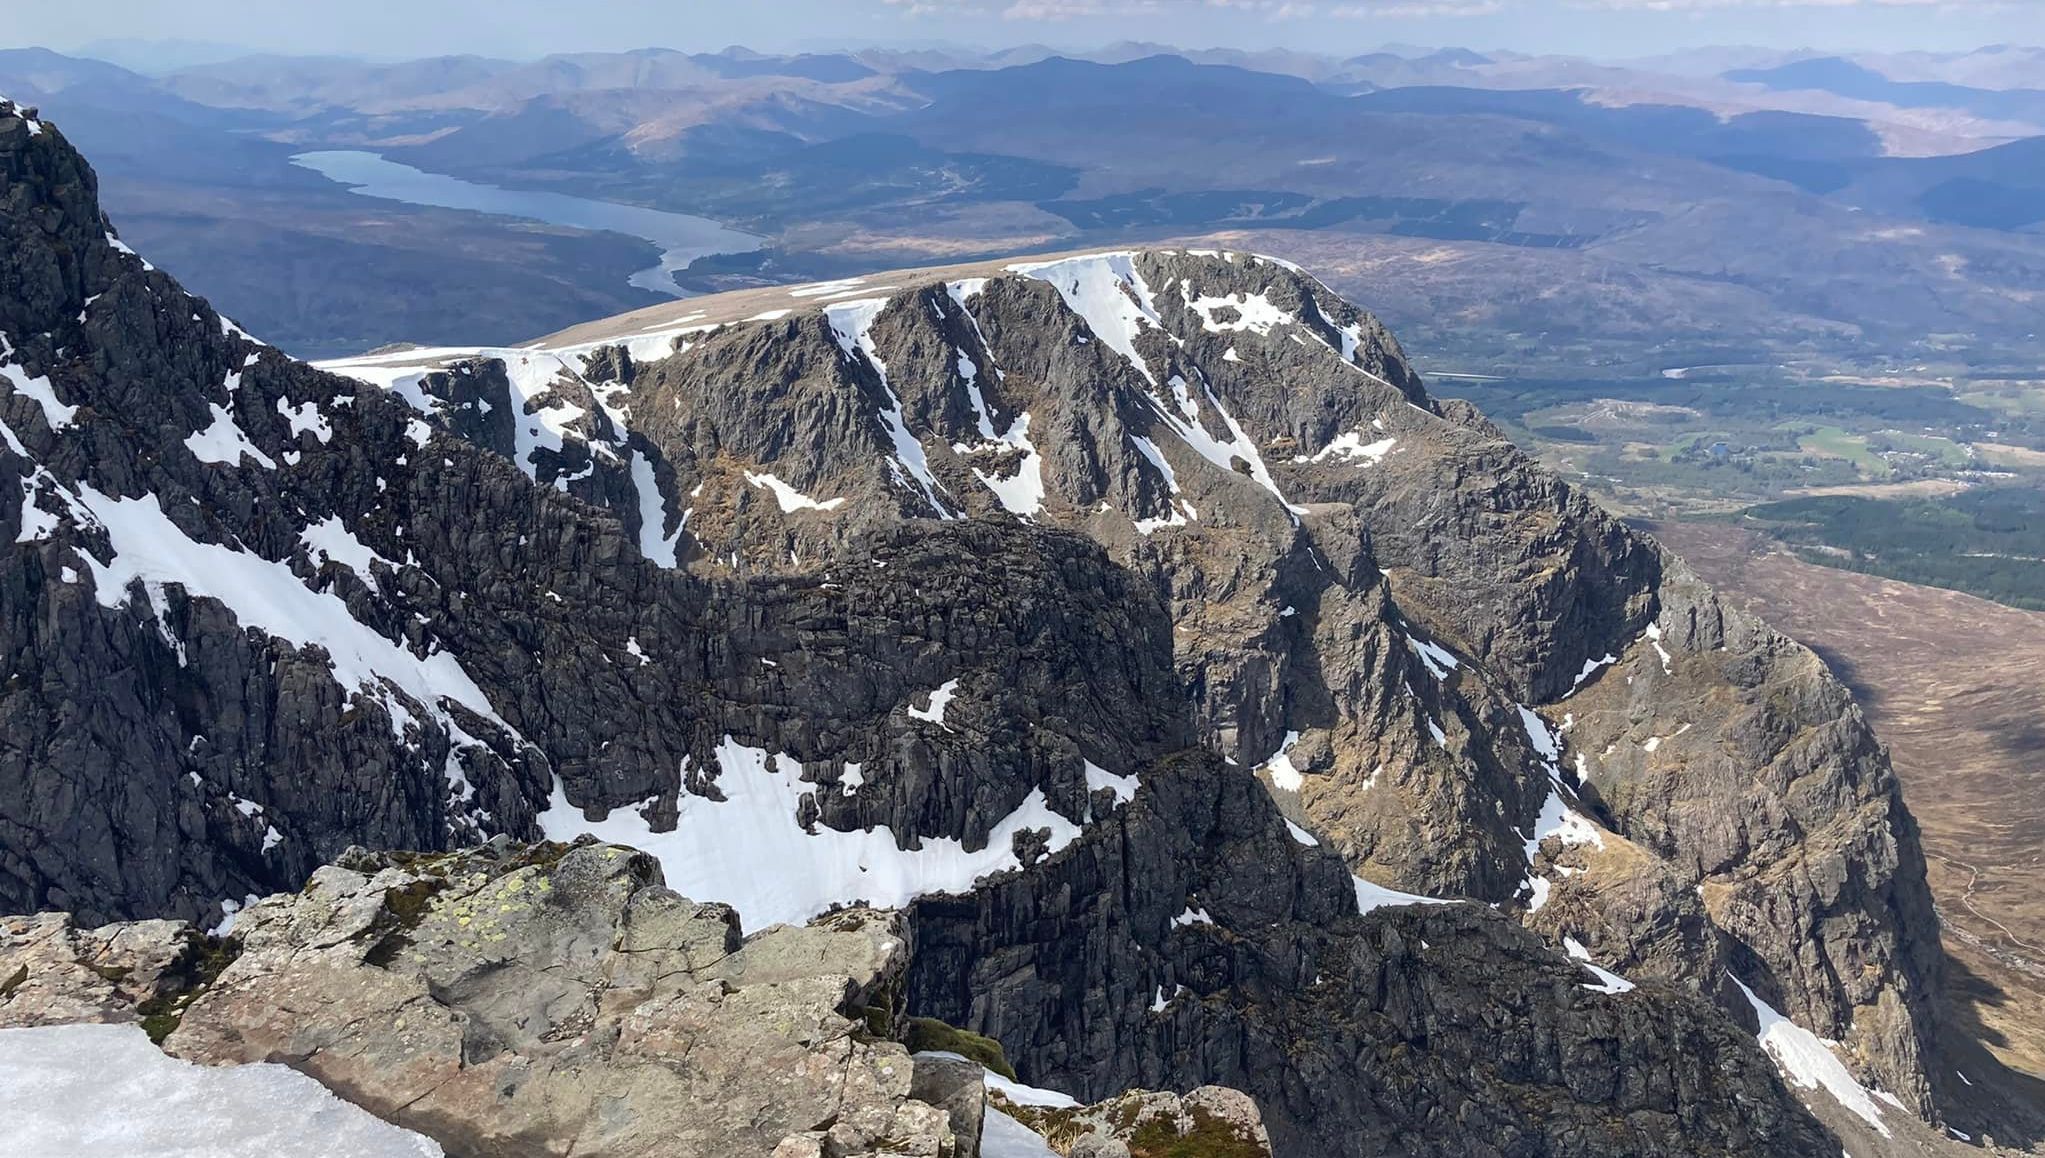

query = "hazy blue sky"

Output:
[[13, 0, 2041, 62]]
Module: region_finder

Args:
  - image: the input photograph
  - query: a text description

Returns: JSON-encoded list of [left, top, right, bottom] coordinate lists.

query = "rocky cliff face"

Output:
[[0, 99, 1979, 1154]]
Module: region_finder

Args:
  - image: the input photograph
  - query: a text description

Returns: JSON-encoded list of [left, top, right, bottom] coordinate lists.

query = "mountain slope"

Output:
[[0, 98, 2007, 1154]]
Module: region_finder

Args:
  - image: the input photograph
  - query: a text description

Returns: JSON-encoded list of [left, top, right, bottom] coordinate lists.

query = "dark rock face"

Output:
[[0, 102, 1953, 1152]]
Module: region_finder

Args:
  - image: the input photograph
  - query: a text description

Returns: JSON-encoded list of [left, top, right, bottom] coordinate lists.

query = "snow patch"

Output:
[[1257, 730, 1304, 791], [744, 470, 846, 514], [1354, 875, 1453, 914], [1181, 286, 1295, 336], [0, 334, 77, 430], [982, 1107, 1060, 1158], [1299, 431, 1395, 466], [1083, 759, 1139, 806], [69, 485, 511, 744], [908, 678, 960, 727], [1008, 252, 1162, 385], [0, 1023, 444, 1157], [105, 232, 154, 271], [539, 737, 1086, 930], [1731, 974, 1893, 1137], [632, 451, 683, 567], [300, 516, 393, 592], [185, 404, 276, 469], [275, 398, 333, 443]]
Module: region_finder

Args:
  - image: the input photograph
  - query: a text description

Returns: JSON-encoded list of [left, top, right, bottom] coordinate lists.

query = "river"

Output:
[[290, 150, 763, 296]]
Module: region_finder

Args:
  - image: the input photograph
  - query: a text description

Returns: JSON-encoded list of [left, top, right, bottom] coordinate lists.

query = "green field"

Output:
[[1793, 425, 1888, 473]]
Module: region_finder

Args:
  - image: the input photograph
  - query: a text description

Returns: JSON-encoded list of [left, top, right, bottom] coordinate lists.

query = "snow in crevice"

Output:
[[1256, 730, 1304, 791], [1008, 252, 1163, 385], [185, 403, 276, 469], [632, 451, 683, 567], [939, 286, 1044, 515], [322, 345, 626, 490], [539, 737, 1090, 930], [1518, 706, 1562, 768], [824, 297, 956, 518], [1298, 430, 1396, 466], [1285, 818, 1320, 846], [15, 468, 63, 544], [1730, 974, 1894, 1137], [1151, 371, 1305, 520], [1293, 318, 1409, 397], [501, 351, 601, 489], [1519, 791, 1604, 908], [1565, 652, 1618, 696], [1514, 703, 1608, 912], [1563, 937, 1637, 994], [1171, 906, 1215, 928], [908, 678, 960, 728], [949, 355, 1045, 518], [1083, 759, 1139, 807], [744, 470, 846, 514], [0, 332, 77, 431], [1644, 622, 1674, 674], [1126, 433, 1197, 533], [1405, 634, 1459, 680]]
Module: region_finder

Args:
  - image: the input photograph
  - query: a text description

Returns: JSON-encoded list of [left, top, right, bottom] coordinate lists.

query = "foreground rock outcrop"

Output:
[[6, 839, 971, 1157], [990, 1083, 1271, 1158], [5, 838, 1837, 1157]]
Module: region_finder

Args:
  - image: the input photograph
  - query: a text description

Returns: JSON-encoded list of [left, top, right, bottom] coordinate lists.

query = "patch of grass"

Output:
[[901, 1016, 1016, 1081], [1125, 1105, 1269, 1158], [135, 934, 243, 1045], [1794, 426, 1887, 474]]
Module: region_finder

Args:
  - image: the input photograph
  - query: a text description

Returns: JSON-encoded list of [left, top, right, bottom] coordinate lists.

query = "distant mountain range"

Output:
[[1, 41, 2040, 373]]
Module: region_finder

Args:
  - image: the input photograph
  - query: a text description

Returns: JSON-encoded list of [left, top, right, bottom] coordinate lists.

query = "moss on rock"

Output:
[[901, 1016, 1016, 1080]]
